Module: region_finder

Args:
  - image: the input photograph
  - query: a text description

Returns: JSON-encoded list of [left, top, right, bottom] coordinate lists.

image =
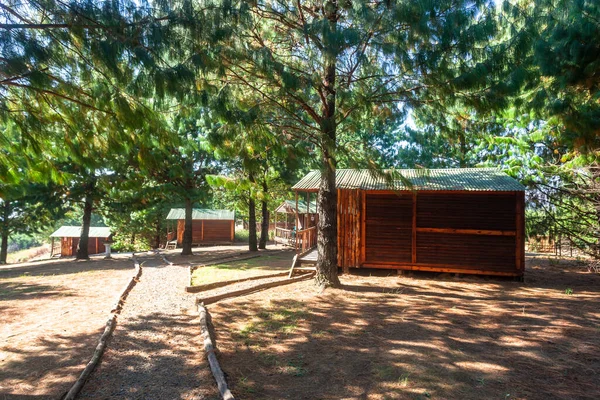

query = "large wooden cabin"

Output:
[[50, 226, 111, 257], [293, 169, 526, 277], [166, 208, 235, 247]]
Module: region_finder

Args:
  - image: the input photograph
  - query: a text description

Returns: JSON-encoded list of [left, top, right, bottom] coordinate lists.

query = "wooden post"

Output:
[[361, 190, 366, 265], [515, 191, 525, 273], [295, 191, 299, 251], [412, 192, 417, 264], [306, 192, 310, 228], [230, 220, 234, 242], [201, 220, 205, 241], [337, 189, 342, 268]]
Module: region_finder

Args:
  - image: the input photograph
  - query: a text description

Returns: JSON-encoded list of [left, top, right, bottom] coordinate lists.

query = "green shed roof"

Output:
[[166, 208, 235, 220], [275, 200, 317, 214], [50, 226, 111, 238], [292, 168, 525, 192]]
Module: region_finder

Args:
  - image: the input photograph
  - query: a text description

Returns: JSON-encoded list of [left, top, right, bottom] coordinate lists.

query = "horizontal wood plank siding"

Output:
[[359, 191, 522, 276], [416, 232, 516, 270], [177, 219, 234, 245], [365, 193, 412, 263], [417, 193, 516, 231]]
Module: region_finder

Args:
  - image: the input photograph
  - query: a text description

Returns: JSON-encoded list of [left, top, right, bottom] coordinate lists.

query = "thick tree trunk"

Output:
[[248, 198, 258, 252], [259, 181, 269, 249], [155, 215, 161, 249], [182, 197, 193, 255], [0, 200, 10, 264], [248, 173, 258, 251], [315, 0, 340, 287], [76, 192, 93, 260]]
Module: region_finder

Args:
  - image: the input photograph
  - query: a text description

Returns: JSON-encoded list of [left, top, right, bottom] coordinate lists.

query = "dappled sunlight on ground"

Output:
[[209, 256, 600, 399], [0, 258, 134, 398]]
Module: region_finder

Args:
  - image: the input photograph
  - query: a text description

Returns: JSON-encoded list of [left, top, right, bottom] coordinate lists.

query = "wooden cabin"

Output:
[[50, 226, 111, 257], [166, 208, 235, 247], [274, 199, 318, 246], [292, 169, 526, 277]]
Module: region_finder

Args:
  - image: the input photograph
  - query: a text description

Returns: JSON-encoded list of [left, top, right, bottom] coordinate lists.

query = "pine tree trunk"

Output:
[[76, 192, 93, 260], [0, 200, 10, 264], [182, 197, 193, 256], [248, 198, 258, 252], [259, 181, 269, 249], [315, 0, 341, 287], [248, 173, 258, 251], [155, 215, 161, 249]]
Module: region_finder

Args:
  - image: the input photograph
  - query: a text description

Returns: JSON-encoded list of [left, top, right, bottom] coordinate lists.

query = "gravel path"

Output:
[[79, 254, 218, 400]]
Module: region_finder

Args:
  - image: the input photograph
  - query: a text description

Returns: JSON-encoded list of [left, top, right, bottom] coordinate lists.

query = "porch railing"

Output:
[[295, 226, 317, 253]]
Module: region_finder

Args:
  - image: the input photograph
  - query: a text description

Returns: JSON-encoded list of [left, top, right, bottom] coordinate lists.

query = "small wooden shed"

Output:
[[166, 208, 235, 246], [50, 226, 111, 257], [293, 168, 526, 277]]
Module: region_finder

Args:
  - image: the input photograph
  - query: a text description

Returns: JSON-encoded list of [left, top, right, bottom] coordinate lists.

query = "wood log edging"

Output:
[[62, 255, 143, 400], [198, 303, 235, 400], [185, 271, 289, 293], [197, 272, 314, 305]]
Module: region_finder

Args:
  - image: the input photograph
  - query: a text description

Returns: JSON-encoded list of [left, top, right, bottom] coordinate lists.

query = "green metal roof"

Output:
[[292, 168, 525, 192], [275, 200, 317, 214], [166, 208, 235, 220], [50, 226, 111, 238]]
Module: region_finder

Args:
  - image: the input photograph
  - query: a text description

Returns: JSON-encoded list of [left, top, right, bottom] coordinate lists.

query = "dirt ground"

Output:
[[208, 255, 600, 400], [0, 256, 135, 399]]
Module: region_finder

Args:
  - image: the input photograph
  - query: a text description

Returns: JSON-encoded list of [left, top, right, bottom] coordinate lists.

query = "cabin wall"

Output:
[[337, 189, 362, 270], [337, 189, 525, 276], [61, 236, 107, 257], [177, 219, 235, 245]]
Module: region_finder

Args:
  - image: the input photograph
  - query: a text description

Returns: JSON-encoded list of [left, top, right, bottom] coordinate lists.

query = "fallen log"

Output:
[[186, 271, 288, 293], [197, 272, 314, 305], [198, 304, 235, 400]]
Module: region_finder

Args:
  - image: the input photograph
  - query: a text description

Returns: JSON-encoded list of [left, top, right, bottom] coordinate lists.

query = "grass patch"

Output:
[[190, 252, 292, 286], [234, 300, 307, 344]]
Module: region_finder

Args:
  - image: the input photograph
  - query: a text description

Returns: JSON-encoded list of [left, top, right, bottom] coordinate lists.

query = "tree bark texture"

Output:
[[76, 190, 93, 260], [248, 173, 258, 252], [316, 0, 341, 287], [248, 197, 258, 252], [259, 181, 269, 249], [0, 200, 10, 264], [182, 197, 193, 255], [155, 214, 162, 249]]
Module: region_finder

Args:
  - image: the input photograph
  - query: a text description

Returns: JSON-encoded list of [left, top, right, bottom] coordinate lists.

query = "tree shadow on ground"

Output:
[[209, 256, 600, 400], [0, 281, 75, 301], [78, 312, 219, 400], [0, 328, 103, 399], [0, 258, 134, 279]]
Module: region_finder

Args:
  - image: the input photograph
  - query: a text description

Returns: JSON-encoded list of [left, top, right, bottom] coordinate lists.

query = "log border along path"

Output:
[[62, 255, 143, 400], [77, 253, 216, 399]]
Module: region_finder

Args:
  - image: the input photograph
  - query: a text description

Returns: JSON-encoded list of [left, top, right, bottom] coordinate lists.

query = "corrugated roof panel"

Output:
[[50, 226, 111, 238], [274, 200, 317, 214], [292, 169, 525, 192], [166, 208, 235, 220]]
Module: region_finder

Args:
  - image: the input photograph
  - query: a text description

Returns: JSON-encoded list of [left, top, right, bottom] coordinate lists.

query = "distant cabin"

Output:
[[166, 209, 235, 247], [274, 199, 318, 246], [50, 226, 111, 257], [292, 168, 526, 277]]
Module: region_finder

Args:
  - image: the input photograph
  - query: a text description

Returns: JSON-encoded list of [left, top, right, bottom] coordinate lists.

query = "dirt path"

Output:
[[0, 257, 135, 399], [79, 254, 218, 400]]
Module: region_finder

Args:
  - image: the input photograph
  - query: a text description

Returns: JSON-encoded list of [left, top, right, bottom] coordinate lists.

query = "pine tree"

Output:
[[187, 0, 505, 286]]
